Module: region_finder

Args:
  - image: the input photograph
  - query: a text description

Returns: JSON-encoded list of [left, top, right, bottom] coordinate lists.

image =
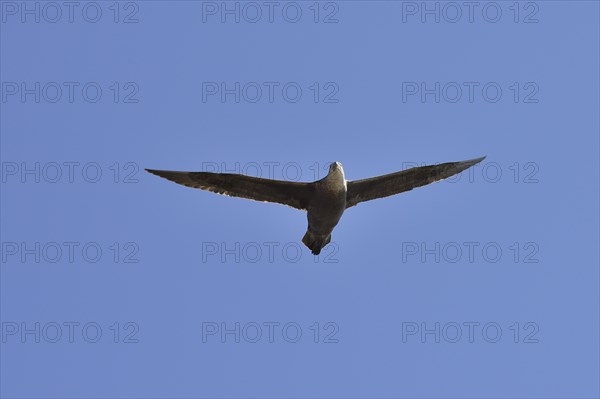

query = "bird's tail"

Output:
[[302, 230, 331, 255]]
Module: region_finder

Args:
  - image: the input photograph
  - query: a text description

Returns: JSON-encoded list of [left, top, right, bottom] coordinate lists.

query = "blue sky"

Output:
[[1, 1, 599, 398]]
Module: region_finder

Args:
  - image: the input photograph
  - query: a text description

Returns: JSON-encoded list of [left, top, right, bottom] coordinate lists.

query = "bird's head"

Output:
[[328, 162, 345, 179], [329, 161, 343, 172]]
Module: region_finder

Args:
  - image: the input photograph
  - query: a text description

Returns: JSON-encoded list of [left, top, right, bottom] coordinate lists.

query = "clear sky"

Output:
[[1, 1, 599, 398]]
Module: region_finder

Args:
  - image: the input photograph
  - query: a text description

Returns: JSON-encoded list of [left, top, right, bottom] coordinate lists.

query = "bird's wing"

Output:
[[146, 169, 314, 210], [345, 157, 485, 208]]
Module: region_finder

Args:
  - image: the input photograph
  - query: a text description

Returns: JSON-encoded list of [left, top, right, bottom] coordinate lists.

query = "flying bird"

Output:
[[146, 157, 485, 255]]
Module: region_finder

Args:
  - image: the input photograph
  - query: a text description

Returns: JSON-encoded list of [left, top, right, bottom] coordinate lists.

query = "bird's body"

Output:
[[302, 162, 347, 253], [147, 157, 485, 254]]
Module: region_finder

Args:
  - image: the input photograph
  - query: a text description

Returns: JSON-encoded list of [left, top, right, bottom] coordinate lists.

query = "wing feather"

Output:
[[345, 157, 485, 208], [146, 169, 314, 210]]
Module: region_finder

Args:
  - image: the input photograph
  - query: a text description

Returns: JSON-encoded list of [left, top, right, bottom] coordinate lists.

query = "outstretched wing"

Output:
[[146, 169, 314, 210], [345, 156, 485, 208]]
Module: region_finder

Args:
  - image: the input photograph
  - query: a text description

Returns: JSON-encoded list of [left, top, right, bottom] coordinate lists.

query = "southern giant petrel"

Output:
[[147, 157, 485, 254]]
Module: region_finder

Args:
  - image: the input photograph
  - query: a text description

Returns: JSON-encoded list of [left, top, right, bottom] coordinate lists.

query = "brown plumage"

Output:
[[147, 156, 485, 254]]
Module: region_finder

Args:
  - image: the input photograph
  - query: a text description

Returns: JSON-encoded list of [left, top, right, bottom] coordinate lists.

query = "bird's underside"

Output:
[[146, 156, 485, 254]]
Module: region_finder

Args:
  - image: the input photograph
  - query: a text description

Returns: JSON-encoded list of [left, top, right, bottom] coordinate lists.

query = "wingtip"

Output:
[[452, 156, 486, 172], [145, 169, 171, 179], [467, 156, 486, 165]]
